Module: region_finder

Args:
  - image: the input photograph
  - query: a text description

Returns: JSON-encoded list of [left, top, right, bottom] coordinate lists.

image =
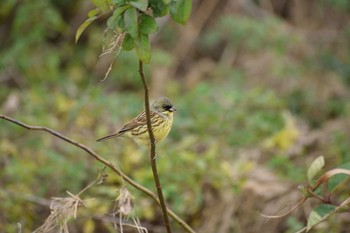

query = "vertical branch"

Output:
[[138, 60, 173, 233]]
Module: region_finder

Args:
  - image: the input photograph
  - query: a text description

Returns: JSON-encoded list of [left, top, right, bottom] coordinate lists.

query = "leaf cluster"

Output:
[[265, 156, 350, 232], [76, 0, 192, 63]]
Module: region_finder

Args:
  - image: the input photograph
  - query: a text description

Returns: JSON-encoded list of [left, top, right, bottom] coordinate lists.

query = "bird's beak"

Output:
[[169, 107, 176, 112]]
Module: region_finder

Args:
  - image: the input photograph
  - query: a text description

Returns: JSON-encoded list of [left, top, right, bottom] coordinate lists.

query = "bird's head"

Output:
[[151, 97, 176, 114]]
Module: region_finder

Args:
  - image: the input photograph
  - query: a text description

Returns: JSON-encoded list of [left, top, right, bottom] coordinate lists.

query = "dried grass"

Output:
[[32, 170, 107, 233], [33, 192, 85, 233], [99, 31, 125, 82], [112, 186, 148, 233]]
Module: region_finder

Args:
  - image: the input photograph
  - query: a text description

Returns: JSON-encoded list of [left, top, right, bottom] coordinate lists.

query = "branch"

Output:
[[0, 114, 195, 233], [138, 60, 173, 233], [310, 168, 350, 191], [260, 197, 307, 219]]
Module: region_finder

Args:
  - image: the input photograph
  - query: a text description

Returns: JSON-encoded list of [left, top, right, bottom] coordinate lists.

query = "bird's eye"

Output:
[[163, 105, 171, 110]]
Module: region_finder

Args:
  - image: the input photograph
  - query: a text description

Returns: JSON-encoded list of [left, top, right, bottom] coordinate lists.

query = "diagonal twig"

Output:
[[0, 114, 195, 233]]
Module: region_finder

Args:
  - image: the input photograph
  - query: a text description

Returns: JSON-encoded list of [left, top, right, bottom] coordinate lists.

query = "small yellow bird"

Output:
[[97, 97, 176, 146]]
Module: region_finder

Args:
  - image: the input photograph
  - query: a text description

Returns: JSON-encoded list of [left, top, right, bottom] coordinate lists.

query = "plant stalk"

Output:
[[138, 60, 173, 233]]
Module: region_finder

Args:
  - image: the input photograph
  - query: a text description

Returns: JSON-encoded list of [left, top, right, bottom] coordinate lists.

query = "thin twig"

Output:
[[310, 168, 350, 192], [0, 115, 195, 233], [77, 168, 107, 196], [17, 223, 22, 233], [99, 32, 124, 82], [138, 60, 173, 233], [260, 197, 307, 219]]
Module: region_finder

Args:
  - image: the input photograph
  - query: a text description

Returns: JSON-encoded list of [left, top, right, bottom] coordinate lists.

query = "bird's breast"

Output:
[[153, 112, 173, 143]]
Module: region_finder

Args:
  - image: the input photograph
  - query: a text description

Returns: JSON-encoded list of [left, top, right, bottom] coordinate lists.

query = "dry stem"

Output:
[[0, 114, 195, 233], [138, 60, 173, 233]]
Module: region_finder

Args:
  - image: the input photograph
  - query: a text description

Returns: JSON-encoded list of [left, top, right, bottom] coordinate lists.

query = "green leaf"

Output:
[[91, 0, 109, 11], [134, 33, 151, 63], [161, 0, 171, 4], [149, 0, 169, 17], [328, 162, 350, 192], [307, 156, 325, 182], [306, 204, 336, 232], [122, 33, 134, 50], [107, 5, 130, 30], [88, 8, 100, 17], [139, 14, 158, 34], [124, 7, 138, 38], [107, 14, 121, 30], [170, 0, 192, 25], [111, 0, 126, 5], [130, 0, 148, 12], [75, 16, 98, 43]]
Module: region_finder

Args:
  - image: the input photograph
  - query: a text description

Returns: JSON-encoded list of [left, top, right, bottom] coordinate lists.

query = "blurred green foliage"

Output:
[[1, 0, 350, 232], [323, 0, 350, 9]]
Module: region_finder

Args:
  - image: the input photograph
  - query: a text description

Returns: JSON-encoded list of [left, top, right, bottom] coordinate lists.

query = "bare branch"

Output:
[[138, 60, 173, 233], [0, 114, 195, 233], [260, 197, 307, 219], [310, 168, 350, 191]]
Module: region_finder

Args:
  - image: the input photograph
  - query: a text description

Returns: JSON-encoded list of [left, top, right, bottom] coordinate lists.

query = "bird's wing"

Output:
[[96, 114, 144, 142], [97, 110, 157, 142], [118, 110, 148, 133]]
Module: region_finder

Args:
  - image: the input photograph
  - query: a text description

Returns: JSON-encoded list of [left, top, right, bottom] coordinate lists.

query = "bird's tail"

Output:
[[96, 133, 122, 142]]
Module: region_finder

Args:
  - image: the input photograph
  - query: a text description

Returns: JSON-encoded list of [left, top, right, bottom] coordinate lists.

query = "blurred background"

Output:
[[1, 0, 350, 232]]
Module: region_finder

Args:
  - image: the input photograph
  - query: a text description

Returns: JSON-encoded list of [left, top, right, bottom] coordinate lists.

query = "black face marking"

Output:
[[163, 104, 172, 111]]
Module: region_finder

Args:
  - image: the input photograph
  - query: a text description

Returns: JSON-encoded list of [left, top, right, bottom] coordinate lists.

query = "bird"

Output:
[[97, 97, 176, 146]]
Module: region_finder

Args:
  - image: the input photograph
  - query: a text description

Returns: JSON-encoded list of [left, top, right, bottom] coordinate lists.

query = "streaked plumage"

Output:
[[97, 97, 176, 146]]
